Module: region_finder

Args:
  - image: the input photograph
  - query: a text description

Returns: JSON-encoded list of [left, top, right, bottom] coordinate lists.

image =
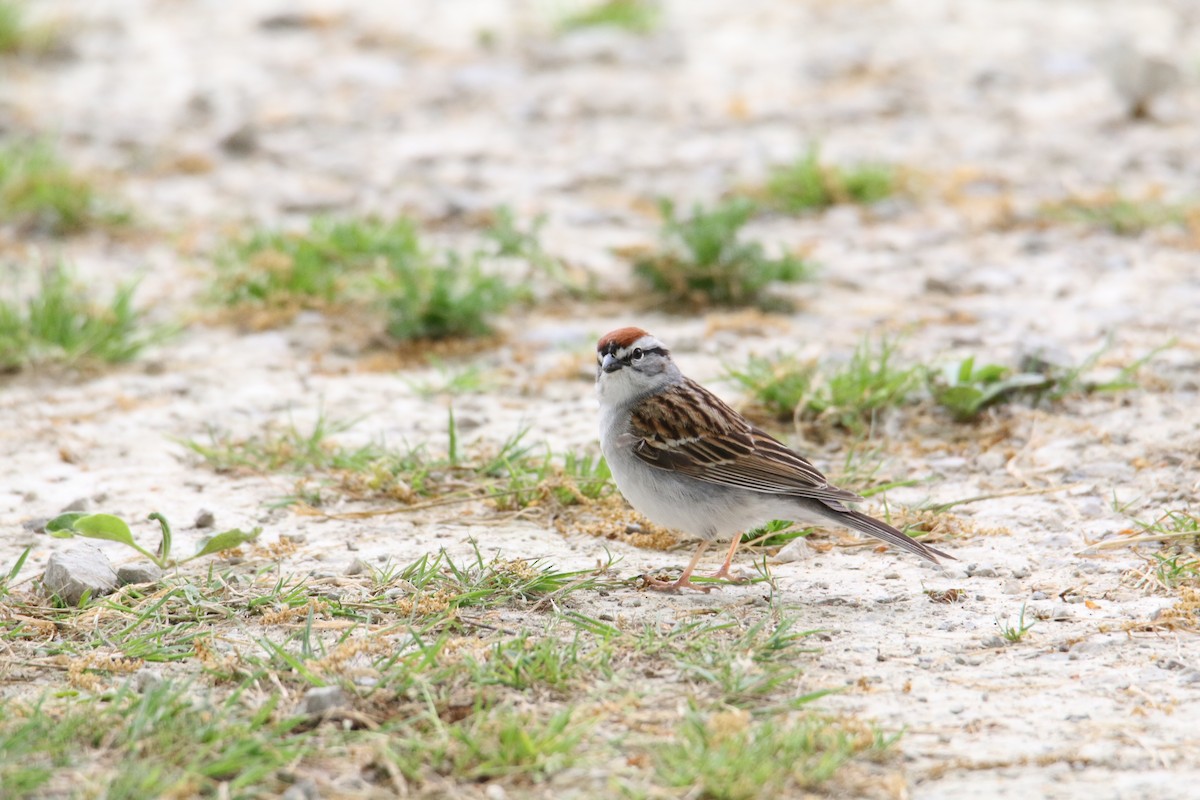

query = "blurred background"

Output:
[[2, 0, 1198, 309]]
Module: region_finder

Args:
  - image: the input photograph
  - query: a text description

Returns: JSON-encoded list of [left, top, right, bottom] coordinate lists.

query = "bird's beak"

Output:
[[601, 353, 622, 373]]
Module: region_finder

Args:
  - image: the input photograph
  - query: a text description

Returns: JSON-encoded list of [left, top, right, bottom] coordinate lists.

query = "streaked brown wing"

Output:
[[625, 378, 864, 504]]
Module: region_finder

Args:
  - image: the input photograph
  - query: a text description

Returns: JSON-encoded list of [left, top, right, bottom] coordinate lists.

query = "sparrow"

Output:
[[595, 326, 952, 592]]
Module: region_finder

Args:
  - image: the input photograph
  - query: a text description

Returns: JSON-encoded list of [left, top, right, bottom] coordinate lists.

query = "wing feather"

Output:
[[626, 379, 864, 504]]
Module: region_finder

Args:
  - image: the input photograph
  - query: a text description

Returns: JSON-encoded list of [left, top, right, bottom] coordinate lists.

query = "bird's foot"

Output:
[[641, 573, 717, 593], [705, 566, 744, 585], [707, 565, 749, 584]]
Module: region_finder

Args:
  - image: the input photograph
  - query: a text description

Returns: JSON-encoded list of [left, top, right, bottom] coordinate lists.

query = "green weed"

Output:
[[0, 140, 123, 235], [212, 217, 518, 339], [931, 338, 1173, 420], [665, 617, 819, 707], [1042, 194, 1195, 236], [0, 683, 310, 796], [726, 337, 919, 432], [634, 198, 814, 309], [0, 1, 63, 56], [467, 630, 612, 691], [1126, 511, 1200, 592], [763, 147, 899, 213], [0, 558, 889, 797], [185, 410, 613, 510], [559, 0, 659, 34], [212, 217, 419, 311], [997, 603, 1035, 643], [813, 338, 919, 430], [378, 250, 516, 341], [184, 412, 438, 503], [446, 707, 586, 781], [742, 519, 812, 549], [724, 352, 817, 421], [46, 511, 258, 576], [655, 712, 895, 799], [929, 356, 1049, 422], [0, 265, 167, 371]]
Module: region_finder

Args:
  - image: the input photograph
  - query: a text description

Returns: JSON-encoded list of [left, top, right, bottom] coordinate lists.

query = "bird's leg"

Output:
[[645, 542, 713, 593], [708, 535, 748, 583]]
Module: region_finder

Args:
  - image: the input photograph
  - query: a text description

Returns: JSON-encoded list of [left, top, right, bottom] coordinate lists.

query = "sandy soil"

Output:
[[3, 1, 1200, 797]]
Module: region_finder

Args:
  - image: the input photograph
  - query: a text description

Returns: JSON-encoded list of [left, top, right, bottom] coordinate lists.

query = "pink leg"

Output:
[[644, 542, 714, 593], [708, 536, 747, 582]]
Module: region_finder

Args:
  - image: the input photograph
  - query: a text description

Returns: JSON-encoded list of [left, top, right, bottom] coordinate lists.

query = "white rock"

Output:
[[42, 546, 118, 605]]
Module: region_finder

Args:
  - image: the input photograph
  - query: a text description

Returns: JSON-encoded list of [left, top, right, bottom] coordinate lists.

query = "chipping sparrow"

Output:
[[596, 327, 952, 592]]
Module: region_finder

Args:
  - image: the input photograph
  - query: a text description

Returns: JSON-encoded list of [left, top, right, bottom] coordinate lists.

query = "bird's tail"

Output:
[[828, 508, 954, 563]]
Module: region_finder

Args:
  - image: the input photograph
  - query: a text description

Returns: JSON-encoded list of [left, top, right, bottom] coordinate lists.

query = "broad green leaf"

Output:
[[46, 512, 87, 534], [936, 386, 984, 420], [193, 527, 261, 558], [72, 513, 137, 546]]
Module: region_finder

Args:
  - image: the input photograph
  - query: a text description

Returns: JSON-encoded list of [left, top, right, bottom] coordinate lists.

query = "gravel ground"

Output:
[[3, 1, 1200, 797]]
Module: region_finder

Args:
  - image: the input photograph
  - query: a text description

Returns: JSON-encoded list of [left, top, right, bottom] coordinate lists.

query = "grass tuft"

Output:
[[0, 264, 167, 371], [0, 555, 893, 797], [0, 683, 310, 797], [727, 337, 919, 432], [378, 250, 515, 342], [1041, 193, 1197, 236], [0, 140, 124, 235], [655, 711, 895, 799], [997, 603, 1035, 643], [724, 352, 817, 421], [558, 0, 659, 34], [763, 147, 900, 213], [184, 410, 614, 509], [212, 217, 419, 312], [730, 337, 1170, 427], [213, 217, 518, 339], [634, 198, 814, 310], [0, 1, 64, 57]]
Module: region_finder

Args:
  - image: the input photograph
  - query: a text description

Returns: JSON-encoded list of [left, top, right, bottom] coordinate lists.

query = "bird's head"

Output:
[[595, 327, 678, 407]]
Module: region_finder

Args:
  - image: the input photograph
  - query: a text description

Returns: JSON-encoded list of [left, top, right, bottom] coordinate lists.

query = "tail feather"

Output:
[[829, 508, 954, 564]]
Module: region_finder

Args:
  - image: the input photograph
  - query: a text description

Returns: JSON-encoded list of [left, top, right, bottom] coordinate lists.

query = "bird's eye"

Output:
[[631, 348, 644, 361]]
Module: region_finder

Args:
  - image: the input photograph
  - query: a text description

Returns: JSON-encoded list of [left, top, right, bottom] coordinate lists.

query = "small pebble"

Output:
[[281, 779, 320, 800], [194, 509, 216, 528], [343, 558, 371, 576], [133, 668, 164, 693], [302, 686, 348, 716], [117, 563, 164, 585], [21, 517, 49, 533], [773, 538, 812, 563]]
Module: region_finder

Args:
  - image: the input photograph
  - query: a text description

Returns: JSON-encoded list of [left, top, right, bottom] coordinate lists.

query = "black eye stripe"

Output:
[[622, 346, 668, 364], [598, 343, 669, 362]]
